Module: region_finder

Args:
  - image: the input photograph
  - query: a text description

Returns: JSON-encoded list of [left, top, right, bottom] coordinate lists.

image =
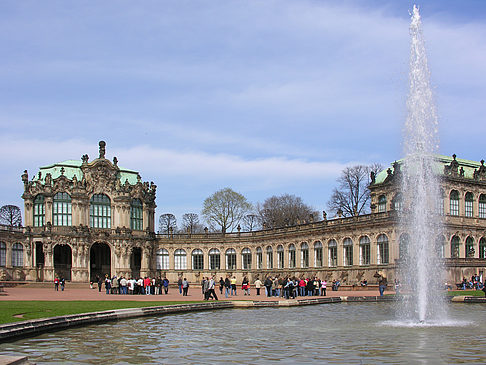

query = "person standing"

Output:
[[254, 278, 262, 296], [321, 279, 327, 296], [60, 277, 65, 291], [219, 277, 225, 295], [178, 277, 183, 294], [182, 278, 189, 296], [54, 277, 59, 291], [230, 276, 237, 296], [264, 276, 272, 297], [224, 277, 231, 298], [162, 277, 169, 294], [379, 276, 388, 296], [104, 275, 111, 294], [96, 275, 102, 292]]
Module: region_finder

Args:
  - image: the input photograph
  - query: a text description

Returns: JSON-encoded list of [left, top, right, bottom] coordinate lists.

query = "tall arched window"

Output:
[[288, 244, 296, 268], [479, 194, 486, 219], [192, 249, 204, 270], [277, 245, 284, 268], [450, 235, 460, 258], [479, 238, 486, 259], [399, 234, 409, 261], [301, 242, 309, 268], [12, 243, 23, 267], [449, 190, 459, 216], [436, 235, 445, 258], [378, 195, 387, 213], [90, 194, 111, 228], [53, 192, 72, 226], [465, 192, 474, 218], [393, 193, 402, 212], [436, 189, 445, 215], [33, 195, 45, 227], [209, 248, 220, 270], [226, 248, 236, 270], [174, 249, 187, 270], [242, 248, 252, 270], [156, 248, 169, 270], [343, 238, 353, 266], [130, 199, 143, 231], [359, 236, 370, 265], [266, 246, 273, 269], [377, 234, 389, 264], [314, 241, 323, 267], [328, 240, 337, 267], [0, 242, 6, 267], [256, 247, 263, 269], [465, 237, 475, 258]]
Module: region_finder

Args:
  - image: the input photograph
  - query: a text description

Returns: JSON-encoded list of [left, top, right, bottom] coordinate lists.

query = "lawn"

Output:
[[0, 301, 200, 325], [447, 290, 486, 297]]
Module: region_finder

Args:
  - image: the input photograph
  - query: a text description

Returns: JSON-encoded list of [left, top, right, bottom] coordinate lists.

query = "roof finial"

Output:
[[99, 141, 106, 159]]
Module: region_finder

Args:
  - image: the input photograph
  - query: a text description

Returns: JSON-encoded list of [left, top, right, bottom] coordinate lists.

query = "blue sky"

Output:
[[1, 1, 486, 227]]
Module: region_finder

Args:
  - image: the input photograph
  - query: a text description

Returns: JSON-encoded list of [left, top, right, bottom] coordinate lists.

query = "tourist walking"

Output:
[[182, 278, 189, 296], [60, 277, 65, 291], [207, 276, 219, 300]]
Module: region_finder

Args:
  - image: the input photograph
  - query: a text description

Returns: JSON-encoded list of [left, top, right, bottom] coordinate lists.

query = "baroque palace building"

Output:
[[0, 141, 486, 284]]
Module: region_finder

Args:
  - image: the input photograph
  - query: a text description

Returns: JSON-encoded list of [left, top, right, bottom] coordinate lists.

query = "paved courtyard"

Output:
[[0, 283, 387, 302]]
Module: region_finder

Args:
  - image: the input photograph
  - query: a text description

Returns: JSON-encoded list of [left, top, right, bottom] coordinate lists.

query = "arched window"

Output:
[[436, 189, 445, 215], [12, 243, 23, 267], [465, 237, 475, 258], [192, 249, 204, 270], [277, 245, 284, 268], [33, 195, 45, 227], [226, 248, 236, 270], [301, 242, 309, 268], [450, 236, 460, 258], [174, 249, 187, 270], [288, 244, 296, 268], [479, 238, 486, 259], [90, 194, 111, 228], [209, 248, 220, 270], [377, 234, 389, 264], [0, 242, 6, 267], [256, 247, 263, 269], [359, 236, 370, 265], [266, 246, 273, 269], [479, 194, 486, 219], [242, 248, 252, 270], [328, 240, 337, 267], [450, 190, 459, 216], [378, 195, 387, 213], [436, 235, 445, 258], [314, 241, 323, 267], [343, 238, 353, 266], [465, 192, 474, 218], [53, 192, 72, 226], [130, 199, 143, 231], [393, 193, 402, 212], [399, 234, 409, 261], [156, 248, 169, 270]]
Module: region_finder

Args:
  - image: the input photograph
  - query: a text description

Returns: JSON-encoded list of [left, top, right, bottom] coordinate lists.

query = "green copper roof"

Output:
[[32, 159, 140, 185], [373, 155, 483, 185]]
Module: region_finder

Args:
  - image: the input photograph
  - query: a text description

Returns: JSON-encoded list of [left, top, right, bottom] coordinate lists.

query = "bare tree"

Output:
[[327, 164, 383, 217], [0, 205, 22, 227], [202, 188, 251, 233], [258, 194, 316, 229], [242, 214, 260, 232], [181, 213, 204, 234], [158, 213, 177, 234]]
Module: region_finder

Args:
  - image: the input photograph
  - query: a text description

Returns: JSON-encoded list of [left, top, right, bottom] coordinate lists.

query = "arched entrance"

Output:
[[130, 247, 142, 279], [54, 244, 72, 281], [90, 242, 111, 282]]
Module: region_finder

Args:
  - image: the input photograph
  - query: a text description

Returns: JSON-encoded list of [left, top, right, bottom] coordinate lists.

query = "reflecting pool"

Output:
[[1, 302, 485, 364]]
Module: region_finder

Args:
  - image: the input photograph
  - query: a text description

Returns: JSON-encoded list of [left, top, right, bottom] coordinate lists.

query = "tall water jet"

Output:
[[397, 5, 446, 323]]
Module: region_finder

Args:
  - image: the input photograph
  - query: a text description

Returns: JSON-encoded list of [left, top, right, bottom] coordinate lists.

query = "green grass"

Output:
[[0, 301, 201, 324], [446, 290, 486, 297]]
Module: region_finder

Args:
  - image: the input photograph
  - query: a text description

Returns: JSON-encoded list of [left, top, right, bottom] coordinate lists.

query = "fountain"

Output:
[[396, 5, 447, 324]]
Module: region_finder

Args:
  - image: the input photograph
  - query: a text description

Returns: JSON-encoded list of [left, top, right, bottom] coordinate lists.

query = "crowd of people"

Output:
[[93, 275, 172, 295], [459, 275, 484, 290]]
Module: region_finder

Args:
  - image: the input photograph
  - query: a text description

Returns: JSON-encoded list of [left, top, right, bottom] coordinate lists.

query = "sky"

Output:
[[1, 0, 486, 228]]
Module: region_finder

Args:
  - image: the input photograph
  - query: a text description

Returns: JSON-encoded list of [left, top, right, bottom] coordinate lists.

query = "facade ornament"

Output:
[[21, 170, 29, 190], [81, 154, 89, 164], [99, 141, 106, 159], [113, 157, 118, 167], [45, 173, 52, 186], [322, 211, 327, 221], [60, 167, 65, 176]]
